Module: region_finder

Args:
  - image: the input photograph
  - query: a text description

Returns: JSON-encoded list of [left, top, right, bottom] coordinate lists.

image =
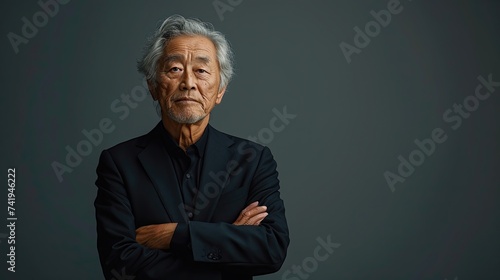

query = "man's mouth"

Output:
[[175, 97, 199, 103]]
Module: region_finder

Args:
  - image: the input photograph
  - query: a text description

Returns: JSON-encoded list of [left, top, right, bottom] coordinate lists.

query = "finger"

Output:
[[240, 201, 259, 214], [233, 203, 266, 225], [246, 212, 268, 225], [245, 212, 268, 225], [239, 206, 267, 225], [243, 205, 267, 218]]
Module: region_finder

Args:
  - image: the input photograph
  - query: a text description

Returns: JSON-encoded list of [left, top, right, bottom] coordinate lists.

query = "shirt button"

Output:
[[187, 212, 193, 219], [186, 173, 191, 179]]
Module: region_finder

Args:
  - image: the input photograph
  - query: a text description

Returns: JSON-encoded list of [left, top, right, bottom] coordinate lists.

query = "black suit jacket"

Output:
[[94, 122, 289, 279]]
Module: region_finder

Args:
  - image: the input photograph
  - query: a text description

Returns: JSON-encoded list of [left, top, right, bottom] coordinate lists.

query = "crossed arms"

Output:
[[135, 201, 269, 250], [94, 145, 289, 279]]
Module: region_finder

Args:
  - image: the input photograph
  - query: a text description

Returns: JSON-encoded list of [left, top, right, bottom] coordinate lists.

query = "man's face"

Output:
[[149, 35, 226, 124]]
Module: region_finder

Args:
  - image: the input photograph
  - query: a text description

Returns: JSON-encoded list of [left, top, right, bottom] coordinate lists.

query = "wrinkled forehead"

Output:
[[163, 35, 218, 64]]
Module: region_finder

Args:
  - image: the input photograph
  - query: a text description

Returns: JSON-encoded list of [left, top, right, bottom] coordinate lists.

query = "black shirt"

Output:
[[159, 124, 209, 221]]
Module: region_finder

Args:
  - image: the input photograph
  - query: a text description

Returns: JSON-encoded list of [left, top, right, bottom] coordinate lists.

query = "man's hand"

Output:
[[136, 223, 177, 250], [233, 201, 268, 226]]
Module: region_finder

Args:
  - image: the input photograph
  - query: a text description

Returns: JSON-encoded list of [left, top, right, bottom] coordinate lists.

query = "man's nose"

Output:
[[180, 69, 196, 90]]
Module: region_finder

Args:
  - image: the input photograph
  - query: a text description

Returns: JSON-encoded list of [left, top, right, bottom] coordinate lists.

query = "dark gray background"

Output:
[[1, 0, 499, 279]]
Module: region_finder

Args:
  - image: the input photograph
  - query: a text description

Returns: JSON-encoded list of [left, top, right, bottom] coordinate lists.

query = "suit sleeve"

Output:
[[94, 150, 219, 279], [188, 146, 290, 275]]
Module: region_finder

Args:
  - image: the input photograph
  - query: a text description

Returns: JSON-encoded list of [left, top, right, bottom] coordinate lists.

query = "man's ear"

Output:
[[147, 79, 158, 100], [215, 87, 226, 105]]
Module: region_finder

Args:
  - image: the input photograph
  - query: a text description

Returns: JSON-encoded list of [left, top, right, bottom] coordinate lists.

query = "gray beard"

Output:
[[166, 109, 206, 124]]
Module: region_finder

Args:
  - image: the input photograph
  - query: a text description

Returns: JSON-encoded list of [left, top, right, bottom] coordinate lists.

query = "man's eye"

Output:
[[196, 69, 208, 74], [170, 67, 182, 72]]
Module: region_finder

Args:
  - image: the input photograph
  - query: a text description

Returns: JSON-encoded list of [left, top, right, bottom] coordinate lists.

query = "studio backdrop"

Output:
[[1, 0, 499, 279]]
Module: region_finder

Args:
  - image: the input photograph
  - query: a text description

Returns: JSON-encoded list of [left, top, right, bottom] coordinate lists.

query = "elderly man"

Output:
[[94, 15, 289, 279]]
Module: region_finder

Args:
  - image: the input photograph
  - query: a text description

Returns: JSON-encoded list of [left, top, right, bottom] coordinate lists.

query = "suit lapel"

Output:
[[194, 125, 234, 222], [137, 123, 187, 222]]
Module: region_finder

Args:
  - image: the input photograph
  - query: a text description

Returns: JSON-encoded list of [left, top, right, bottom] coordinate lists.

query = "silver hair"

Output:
[[137, 15, 234, 91]]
